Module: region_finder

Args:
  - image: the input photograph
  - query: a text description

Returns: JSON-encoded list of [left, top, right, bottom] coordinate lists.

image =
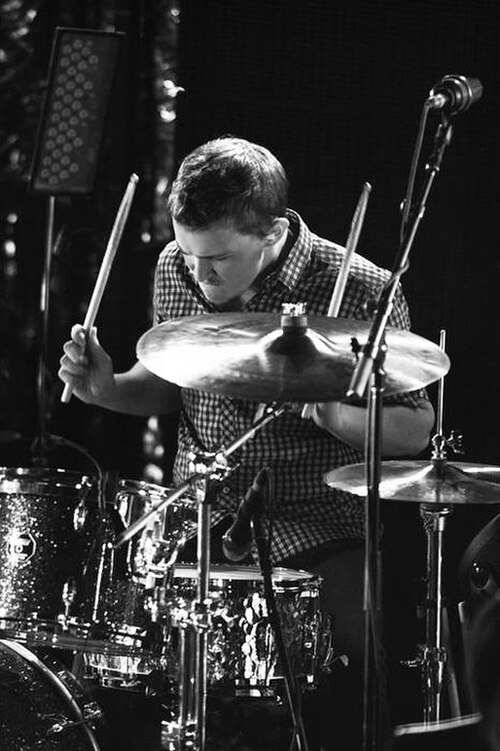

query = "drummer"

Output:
[[59, 136, 435, 749]]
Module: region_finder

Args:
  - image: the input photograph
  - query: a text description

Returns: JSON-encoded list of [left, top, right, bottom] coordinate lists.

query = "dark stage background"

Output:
[[1, 0, 499, 589], [175, 0, 500, 467]]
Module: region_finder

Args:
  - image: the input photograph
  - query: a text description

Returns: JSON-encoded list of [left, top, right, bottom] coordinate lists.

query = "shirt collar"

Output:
[[277, 209, 314, 291]]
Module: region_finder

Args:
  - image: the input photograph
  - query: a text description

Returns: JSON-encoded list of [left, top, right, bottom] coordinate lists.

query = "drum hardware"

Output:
[[325, 330, 500, 728], [417, 331, 465, 727], [132, 301, 452, 751], [346, 77, 482, 747], [112, 403, 292, 751]]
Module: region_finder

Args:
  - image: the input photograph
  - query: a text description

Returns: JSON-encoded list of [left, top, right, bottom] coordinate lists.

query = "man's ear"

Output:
[[263, 217, 289, 248]]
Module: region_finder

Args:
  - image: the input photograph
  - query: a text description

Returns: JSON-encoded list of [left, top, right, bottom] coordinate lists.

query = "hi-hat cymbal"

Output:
[[325, 460, 500, 505], [137, 311, 450, 402]]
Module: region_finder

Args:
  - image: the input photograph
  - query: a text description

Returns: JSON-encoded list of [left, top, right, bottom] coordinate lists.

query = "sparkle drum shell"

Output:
[[73, 480, 196, 672], [0, 467, 94, 645]]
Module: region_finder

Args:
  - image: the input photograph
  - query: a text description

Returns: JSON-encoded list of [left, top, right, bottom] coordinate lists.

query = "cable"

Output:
[[252, 469, 309, 751]]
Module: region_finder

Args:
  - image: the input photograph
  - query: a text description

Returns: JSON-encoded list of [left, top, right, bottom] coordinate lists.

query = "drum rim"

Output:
[[172, 562, 319, 582], [0, 466, 94, 495], [116, 477, 197, 506]]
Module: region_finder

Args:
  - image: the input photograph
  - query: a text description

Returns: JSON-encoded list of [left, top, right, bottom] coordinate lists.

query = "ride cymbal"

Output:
[[325, 460, 500, 505], [137, 311, 450, 402]]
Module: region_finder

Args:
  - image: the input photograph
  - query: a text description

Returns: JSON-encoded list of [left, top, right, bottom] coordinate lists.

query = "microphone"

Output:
[[426, 74, 483, 115], [222, 468, 268, 562]]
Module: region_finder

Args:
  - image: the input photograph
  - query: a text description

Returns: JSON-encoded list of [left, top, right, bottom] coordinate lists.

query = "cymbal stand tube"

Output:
[[177, 477, 217, 750], [430, 329, 448, 460], [363, 349, 388, 751], [436, 330, 446, 438], [420, 504, 452, 724]]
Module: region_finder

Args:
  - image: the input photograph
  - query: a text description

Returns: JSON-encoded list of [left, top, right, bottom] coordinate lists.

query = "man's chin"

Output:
[[200, 286, 229, 305]]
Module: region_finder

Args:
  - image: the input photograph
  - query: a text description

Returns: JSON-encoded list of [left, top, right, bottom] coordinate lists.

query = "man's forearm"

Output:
[[104, 364, 182, 416], [312, 399, 435, 456]]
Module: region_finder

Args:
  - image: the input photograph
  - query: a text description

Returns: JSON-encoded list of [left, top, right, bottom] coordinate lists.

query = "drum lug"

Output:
[[59, 577, 78, 626], [73, 498, 88, 531], [46, 701, 104, 736]]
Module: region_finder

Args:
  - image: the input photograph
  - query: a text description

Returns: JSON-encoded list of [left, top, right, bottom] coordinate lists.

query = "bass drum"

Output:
[[0, 638, 104, 750]]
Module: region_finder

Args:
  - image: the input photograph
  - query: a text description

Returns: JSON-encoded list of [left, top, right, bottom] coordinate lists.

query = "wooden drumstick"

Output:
[[61, 173, 139, 403], [301, 181, 371, 419]]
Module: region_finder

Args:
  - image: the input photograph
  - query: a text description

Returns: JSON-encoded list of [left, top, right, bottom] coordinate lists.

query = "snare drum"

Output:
[[0, 467, 94, 645], [161, 564, 332, 695]]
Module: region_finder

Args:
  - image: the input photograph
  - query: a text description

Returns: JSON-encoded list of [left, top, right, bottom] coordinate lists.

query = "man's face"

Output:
[[173, 219, 281, 306]]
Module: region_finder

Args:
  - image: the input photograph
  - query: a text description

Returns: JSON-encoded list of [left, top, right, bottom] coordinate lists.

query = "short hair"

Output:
[[167, 136, 289, 237]]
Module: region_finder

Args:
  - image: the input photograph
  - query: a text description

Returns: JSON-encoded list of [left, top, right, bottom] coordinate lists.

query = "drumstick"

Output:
[[327, 182, 371, 316], [61, 173, 139, 403], [301, 181, 371, 419]]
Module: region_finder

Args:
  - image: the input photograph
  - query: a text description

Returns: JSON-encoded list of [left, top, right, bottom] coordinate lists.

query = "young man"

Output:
[[59, 136, 435, 748]]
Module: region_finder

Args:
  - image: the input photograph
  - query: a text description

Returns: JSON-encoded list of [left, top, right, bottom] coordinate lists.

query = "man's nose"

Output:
[[190, 256, 213, 281]]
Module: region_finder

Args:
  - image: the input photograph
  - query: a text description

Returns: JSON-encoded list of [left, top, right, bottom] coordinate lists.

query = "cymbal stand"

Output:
[[419, 500, 452, 724], [176, 470, 224, 751], [418, 330, 463, 723], [115, 403, 291, 751]]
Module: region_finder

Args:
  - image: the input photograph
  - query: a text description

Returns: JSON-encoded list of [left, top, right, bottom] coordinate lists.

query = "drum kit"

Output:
[[2, 306, 500, 751], [1, 79, 492, 747]]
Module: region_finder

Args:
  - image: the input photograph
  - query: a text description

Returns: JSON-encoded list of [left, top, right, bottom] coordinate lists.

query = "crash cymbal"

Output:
[[325, 460, 500, 505], [137, 311, 450, 402]]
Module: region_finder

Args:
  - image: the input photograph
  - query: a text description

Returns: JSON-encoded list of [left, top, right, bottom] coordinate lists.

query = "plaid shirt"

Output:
[[153, 210, 426, 562]]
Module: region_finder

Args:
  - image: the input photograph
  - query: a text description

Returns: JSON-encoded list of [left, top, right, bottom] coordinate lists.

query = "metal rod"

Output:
[[436, 329, 446, 436], [421, 505, 452, 724], [113, 402, 290, 550], [363, 358, 386, 751]]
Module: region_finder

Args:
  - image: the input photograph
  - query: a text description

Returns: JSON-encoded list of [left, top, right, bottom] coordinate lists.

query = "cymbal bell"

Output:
[[137, 311, 450, 402], [325, 460, 500, 505]]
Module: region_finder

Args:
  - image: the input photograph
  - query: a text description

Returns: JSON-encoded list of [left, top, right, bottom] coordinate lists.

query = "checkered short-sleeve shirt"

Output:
[[153, 210, 428, 562]]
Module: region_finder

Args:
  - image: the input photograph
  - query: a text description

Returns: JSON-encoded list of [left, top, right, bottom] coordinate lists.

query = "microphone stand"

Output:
[[346, 113, 454, 751]]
